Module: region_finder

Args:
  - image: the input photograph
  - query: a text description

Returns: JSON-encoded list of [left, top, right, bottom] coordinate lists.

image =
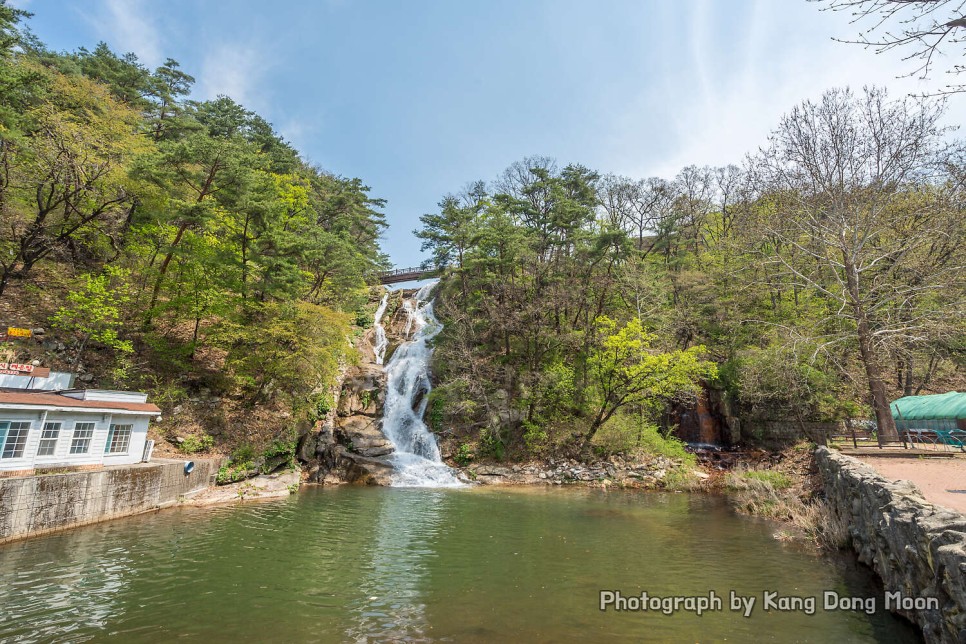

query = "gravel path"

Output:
[[859, 456, 966, 514]]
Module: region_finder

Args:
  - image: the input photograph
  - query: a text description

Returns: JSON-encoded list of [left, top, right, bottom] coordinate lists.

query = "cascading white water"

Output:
[[379, 282, 462, 487], [372, 293, 389, 365]]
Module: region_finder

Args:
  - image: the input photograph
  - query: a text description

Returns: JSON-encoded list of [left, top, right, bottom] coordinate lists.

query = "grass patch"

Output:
[[726, 466, 847, 550], [742, 469, 792, 490]]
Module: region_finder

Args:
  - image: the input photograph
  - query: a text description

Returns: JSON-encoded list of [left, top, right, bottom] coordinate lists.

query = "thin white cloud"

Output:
[[277, 117, 320, 155], [603, 1, 966, 181], [95, 0, 162, 67], [196, 43, 270, 113]]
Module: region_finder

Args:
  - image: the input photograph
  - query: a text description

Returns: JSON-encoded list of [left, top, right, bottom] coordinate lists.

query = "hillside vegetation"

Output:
[[0, 6, 387, 460], [420, 88, 965, 460]]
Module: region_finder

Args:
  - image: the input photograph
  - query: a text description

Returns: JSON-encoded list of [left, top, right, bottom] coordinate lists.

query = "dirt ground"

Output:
[[858, 456, 966, 514]]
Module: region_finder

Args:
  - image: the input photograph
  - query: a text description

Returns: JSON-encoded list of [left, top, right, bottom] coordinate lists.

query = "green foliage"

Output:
[[0, 25, 392, 457], [262, 438, 296, 460], [592, 412, 695, 464], [51, 267, 134, 365], [427, 396, 444, 432], [454, 443, 474, 466], [232, 444, 256, 463], [522, 421, 548, 451], [354, 310, 374, 327], [217, 461, 257, 484], [478, 427, 505, 461], [312, 394, 332, 421], [213, 302, 351, 407], [179, 434, 214, 454], [721, 340, 845, 422], [587, 316, 718, 440], [743, 470, 793, 490]]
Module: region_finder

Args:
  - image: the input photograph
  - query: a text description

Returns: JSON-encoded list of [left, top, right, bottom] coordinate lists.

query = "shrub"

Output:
[[478, 427, 505, 461], [454, 443, 474, 466], [312, 394, 331, 421], [522, 421, 548, 451], [592, 412, 695, 464], [217, 460, 257, 484], [179, 434, 214, 454], [263, 438, 296, 459], [232, 444, 256, 462]]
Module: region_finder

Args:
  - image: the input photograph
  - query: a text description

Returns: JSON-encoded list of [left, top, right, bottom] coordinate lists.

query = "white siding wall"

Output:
[[0, 410, 151, 471]]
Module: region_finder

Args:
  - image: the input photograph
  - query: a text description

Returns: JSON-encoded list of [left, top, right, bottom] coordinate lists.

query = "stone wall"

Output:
[[816, 447, 966, 643], [744, 420, 840, 448], [0, 457, 222, 544]]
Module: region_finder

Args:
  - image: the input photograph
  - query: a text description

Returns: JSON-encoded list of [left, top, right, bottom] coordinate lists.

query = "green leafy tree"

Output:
[[52, 267, 134, 369], [586, 316, 718, 441], [0, 64, 145, 297]]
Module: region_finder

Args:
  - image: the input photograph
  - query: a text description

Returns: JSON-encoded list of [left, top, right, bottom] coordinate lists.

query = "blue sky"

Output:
[[14, 0, 966, 267]]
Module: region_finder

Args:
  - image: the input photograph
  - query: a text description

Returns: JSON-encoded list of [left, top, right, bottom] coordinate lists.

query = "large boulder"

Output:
[[336, 364, 385, 417], [339, 416, 394, 458], [311, 445, 393, 486]]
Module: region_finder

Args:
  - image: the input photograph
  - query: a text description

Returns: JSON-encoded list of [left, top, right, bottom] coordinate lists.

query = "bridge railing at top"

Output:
[[379, 266, 432, 277]]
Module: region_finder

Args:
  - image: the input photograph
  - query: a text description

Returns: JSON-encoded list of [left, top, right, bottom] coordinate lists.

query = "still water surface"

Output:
[[0, 487, 920, 642]]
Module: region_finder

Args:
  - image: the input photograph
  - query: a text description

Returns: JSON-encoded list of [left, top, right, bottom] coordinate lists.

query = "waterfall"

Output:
[[379, 282, 462, 487], [372, 293, 389, 365]]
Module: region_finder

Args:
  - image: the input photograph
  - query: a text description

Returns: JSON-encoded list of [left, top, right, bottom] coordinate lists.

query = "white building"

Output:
[[0, 389, 161, 475]]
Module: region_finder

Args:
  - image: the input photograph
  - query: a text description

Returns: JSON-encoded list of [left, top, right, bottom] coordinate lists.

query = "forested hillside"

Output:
[[420, 87, 966, 459], [0, 6, 388, 459]]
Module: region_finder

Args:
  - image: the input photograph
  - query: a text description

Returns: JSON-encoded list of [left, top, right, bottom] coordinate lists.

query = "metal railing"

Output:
[[377, 266, 441, 283]]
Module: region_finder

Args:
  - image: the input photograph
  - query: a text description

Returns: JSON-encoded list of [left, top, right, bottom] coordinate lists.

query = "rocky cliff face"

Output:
[[300, 291, 412, 485], [816, 447, 966, 643]]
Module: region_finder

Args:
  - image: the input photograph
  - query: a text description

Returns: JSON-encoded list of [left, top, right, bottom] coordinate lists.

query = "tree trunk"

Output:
[[146, 220, 190, 323], [843, 252, 898, 443], [856, 313, 899, 443], [904, 356, 914, 397]]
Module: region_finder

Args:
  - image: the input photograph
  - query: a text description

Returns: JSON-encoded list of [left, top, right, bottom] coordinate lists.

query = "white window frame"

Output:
[[0, 421, 31, 459], [105, 424, 132, 455], [37, 421, 62, 457], [70, 422, 95, 455]]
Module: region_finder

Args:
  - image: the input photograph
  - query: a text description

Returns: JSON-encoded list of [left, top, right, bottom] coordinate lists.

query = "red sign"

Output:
[[0, 363, 48, 377]]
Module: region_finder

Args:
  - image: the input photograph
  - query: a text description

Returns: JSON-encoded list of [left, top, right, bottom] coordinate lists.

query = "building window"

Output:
[[0, 421, 31, 459], [37, 422, 61, 457], [70, 422, 95, 455], [105, 424, 132, 454]]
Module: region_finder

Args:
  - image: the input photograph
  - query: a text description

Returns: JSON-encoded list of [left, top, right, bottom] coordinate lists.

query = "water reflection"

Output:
[[0, 524, 133, 643], [346, 489, 450, 641], [0, 488, 922, 643]]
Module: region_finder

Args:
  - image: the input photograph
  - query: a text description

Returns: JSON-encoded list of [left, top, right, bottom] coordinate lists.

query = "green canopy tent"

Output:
[[891, 392, 966, 432]]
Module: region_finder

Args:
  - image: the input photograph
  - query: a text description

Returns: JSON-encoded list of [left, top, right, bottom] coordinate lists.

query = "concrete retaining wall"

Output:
[[0, 458, 222, 544], [816, 447, 966, 643]]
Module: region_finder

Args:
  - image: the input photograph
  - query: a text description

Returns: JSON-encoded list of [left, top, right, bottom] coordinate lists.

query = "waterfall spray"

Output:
[[372, 293, 389, 365], [379, 282, 462, 487]]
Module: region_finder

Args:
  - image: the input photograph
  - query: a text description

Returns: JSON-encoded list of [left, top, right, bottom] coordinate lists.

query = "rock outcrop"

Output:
[[300, 290, 412, 486], [816, 447, 966, 643]]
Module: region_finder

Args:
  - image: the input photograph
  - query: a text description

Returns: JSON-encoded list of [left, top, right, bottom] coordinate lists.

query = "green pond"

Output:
[[0, 487, 920, 643]]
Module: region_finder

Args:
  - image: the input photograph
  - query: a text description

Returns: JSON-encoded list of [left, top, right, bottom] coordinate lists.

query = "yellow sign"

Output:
[[6, 327, 31, 338]]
